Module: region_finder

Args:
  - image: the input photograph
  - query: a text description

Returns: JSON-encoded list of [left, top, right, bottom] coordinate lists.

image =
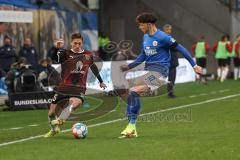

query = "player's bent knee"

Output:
[[69, 97, 83, 108], [130, 85, 149, 95], [129, 87, 140, 94]]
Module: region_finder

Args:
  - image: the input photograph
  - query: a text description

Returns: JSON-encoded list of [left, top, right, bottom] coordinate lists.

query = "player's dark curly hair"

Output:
[[221, 34, 230, 41], [71, 33, 83, 41], [136, 12, 157, 24]]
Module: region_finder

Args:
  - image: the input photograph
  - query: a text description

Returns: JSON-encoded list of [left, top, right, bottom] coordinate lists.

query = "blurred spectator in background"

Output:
[[0, 68, 7, 95], [47, 38, 66, 64], [225, 35, 233, 79], [0, 36, 17, 73], [213, 34, 231, 82], [192, 36, 210, 83], [5, 57, 27, 94], [19, 37, 38, 69], [82, 32, 92, 50], [0, 68, 6, 78], [98, 31, 110, 60], [163, 24, 179, 98], [231, 34, 240, 80], [36, 58, 56, 87], [0, 22, 6, 46]]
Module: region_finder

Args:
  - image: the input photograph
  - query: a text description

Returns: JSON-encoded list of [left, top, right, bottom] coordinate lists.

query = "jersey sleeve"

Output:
[[191, 44, 196, 55], [236, 43, 240, 56], [226, 43, 232, 52], [90, 55, 103, 83], [205, 43, 210, 52], [162, 34, 178, 48], [212, 42, 218, 53], [128, 48, 146, 69], [128, 41, 146, 69], [175, 44, 196, 67]]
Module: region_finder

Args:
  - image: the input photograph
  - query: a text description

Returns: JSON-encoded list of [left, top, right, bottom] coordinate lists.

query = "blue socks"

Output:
[[126, 91, 141, 124]]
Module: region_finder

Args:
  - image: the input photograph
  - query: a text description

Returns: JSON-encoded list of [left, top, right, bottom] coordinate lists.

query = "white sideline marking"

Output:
[[189, 95, 197, 98], [189, 89, 231, 98], [0, 93, 240, 148], [1, 124, 40, 131], [9, 127, 24, 130], [219, 89, 230, 93], [199, 93, 208, 96], [28, 124, 39, 127], [210, 92, 217, 94]]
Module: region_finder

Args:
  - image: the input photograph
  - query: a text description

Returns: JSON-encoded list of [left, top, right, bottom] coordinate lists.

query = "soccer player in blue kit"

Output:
[[120, 12, 202, 138]]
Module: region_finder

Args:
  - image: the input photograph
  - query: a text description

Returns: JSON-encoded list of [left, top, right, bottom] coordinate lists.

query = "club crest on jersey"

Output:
[[152, 41, 158, 46], [71, 61, 85, 74]]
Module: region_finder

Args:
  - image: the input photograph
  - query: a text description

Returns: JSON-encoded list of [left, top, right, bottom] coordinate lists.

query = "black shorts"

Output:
[[196, 58, 207, 68], [233, 57, 240, 67], [217, 59, 228, 67], [51, 92, 85, 104], [227, 57, 231, 66]]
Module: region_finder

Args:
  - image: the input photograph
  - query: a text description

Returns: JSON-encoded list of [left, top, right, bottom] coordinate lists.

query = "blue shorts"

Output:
[[126, 70, 167, 92]]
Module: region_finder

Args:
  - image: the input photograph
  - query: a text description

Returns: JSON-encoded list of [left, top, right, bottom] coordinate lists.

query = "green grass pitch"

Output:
[[0, 80, 240, 160]]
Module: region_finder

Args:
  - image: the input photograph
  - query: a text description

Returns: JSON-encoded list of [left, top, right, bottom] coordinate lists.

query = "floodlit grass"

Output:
[[0, 80, 240, 160]]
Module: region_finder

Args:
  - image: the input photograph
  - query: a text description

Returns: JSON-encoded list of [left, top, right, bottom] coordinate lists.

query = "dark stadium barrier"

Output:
[[9, 91, 54, 110]]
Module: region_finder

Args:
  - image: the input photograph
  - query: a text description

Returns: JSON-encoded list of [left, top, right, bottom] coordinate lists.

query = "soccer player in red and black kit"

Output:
[[44, 33, 106, 137]]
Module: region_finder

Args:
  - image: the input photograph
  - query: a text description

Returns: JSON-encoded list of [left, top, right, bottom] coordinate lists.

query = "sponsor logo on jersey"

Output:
[[71, 61, 85, 74], [144, 46, 158, 56]]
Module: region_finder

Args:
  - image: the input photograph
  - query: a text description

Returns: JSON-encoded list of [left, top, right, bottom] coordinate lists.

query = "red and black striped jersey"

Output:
[[55, 49, 102, 94]]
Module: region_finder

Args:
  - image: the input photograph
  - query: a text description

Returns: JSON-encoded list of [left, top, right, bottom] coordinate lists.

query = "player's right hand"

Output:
[[100, 83, 107, 90], [120, 64, 129, 72], [193, 65, 202, 74]]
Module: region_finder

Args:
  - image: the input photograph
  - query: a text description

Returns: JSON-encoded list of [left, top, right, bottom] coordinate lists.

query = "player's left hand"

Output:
[[120, 64, 129, 72], [194, 65, 202, 74], [100, 83, 107, 90]]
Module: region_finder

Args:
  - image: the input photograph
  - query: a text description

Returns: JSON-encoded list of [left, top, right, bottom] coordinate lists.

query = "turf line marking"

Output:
[[219, 89, 230, 93], [9, 127, 24, 130], [189, 95, 197, 98], [1, 124, 40, 131], [199, 93, 208, 96], [28, 124, 40, 127], [0, 93, 240, 148], [210, 92, 217, 94]]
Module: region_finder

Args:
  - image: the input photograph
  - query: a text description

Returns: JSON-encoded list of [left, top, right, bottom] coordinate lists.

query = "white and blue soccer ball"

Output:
[[72, 123, 88, 139]]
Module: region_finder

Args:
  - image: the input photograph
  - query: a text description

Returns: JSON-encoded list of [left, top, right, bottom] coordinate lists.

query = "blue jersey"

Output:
[[129, 29, 196, 77]]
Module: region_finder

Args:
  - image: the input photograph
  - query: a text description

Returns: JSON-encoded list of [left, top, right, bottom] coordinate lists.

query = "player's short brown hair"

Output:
[[136, 12, 157, 24], [71, 33, 83, 41], [163, 24, 172, 30]]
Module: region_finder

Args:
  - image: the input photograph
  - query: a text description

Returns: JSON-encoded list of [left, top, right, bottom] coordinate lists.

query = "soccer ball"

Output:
[[72, 123, 88, 139]]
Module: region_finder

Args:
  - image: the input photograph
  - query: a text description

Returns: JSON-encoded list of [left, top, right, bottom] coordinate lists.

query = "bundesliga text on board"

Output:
[[14, 99, 53, 106]]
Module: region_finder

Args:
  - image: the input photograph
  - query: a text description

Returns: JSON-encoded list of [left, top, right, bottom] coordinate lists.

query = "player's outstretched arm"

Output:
[[120, 50, 146, 72], [90, 63, 107, 90], [175, 44, 202, 74]]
